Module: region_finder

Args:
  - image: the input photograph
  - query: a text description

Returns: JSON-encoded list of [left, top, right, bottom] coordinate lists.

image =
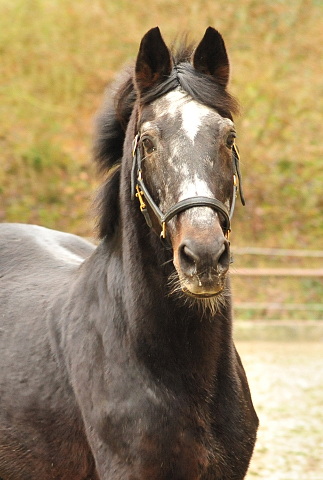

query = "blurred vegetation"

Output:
[[0, 0, 322, 246]]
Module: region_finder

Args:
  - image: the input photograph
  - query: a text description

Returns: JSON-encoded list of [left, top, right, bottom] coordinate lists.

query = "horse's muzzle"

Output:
[[173, 219, 230, 297]]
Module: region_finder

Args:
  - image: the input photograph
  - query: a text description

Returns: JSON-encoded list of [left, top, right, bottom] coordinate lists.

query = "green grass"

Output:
[[1, 0, 323, 244]]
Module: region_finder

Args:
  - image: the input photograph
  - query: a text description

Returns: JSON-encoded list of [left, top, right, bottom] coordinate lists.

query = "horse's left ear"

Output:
[[135, 27, 172, 94], [193, 27, 230, 88]]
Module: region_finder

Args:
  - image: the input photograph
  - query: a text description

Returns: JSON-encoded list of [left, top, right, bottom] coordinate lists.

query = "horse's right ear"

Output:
[[135, 27, 172, 95]]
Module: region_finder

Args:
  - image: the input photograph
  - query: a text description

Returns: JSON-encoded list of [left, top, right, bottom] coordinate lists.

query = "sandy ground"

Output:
[[235, 342, 323, 480]]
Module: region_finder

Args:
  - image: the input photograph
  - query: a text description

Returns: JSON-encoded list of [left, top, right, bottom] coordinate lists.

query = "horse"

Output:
[[0, 27, 258, 480]]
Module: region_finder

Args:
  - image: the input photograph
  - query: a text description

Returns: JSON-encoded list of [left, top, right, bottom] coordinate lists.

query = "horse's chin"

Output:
[[180, 277, 225, 299], [182, 289, 221, 299]]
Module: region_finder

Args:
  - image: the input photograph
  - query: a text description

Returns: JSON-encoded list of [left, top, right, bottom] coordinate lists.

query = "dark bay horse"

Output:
[[0, 27, 258, 480]]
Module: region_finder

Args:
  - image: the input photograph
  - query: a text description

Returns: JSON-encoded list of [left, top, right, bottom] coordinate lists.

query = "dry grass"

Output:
[[0, 0, 323, 243]]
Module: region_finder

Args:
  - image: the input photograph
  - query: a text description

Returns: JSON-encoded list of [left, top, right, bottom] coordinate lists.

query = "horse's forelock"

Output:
[[139, 62, 239, 120]]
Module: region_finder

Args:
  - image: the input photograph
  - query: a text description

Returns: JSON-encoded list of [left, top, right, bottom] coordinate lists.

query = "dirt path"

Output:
[[236, 342, 323, 480]]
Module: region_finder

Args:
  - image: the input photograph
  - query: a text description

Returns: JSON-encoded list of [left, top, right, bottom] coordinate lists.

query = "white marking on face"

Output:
[[178, 175, 217, 225], [179, 174, 213, 200], [180, 101, 211, 143], [143, 89, 236, 219], [152, 89, 235, 144], [152, 89, 186, 117], [140, 121, 155, 133], [167, 142, 181, 170]]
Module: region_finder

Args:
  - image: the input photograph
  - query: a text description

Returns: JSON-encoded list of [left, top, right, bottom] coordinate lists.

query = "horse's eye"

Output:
[[226, 133, 236, 149], [142, 138, 155, 155]]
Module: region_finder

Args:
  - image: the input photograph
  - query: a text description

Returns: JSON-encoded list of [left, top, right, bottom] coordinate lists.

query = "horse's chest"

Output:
[[99, 391, 215, 480], [134, 422, 212, 480]]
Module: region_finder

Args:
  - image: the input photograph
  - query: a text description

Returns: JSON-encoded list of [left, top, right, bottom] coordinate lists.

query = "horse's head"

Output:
[[132, 27, 243, 299]]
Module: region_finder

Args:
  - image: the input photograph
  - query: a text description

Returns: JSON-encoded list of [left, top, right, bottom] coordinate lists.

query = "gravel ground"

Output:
[[236, 342, 323, 480]]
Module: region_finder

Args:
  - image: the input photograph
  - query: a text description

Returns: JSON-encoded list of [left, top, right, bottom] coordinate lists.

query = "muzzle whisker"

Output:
[[160, 258, 174, 268], [167, 268, 231, 318]]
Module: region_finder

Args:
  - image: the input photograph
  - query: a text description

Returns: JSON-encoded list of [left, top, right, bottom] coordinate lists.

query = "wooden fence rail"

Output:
[[231, 268, 323, 277], [233, 247, 323, 257], [234, 303, 323, 311], [231, 248, 323, 317], [231, 247, 323, 277]]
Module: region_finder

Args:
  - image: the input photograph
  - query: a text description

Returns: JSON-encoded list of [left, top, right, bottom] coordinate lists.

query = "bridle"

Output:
[[131, 132, 245, 243]]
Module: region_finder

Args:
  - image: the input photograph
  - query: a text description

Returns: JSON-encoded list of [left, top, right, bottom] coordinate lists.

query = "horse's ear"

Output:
[[193, 27, 230, 88], [135, 27, 172, 94]]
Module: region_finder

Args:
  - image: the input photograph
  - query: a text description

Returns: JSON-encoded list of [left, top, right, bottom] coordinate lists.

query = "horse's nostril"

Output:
[[183, 245, 200, 263], [179, 244, 199, 276], [217, 241, 230, 273], [178, 239, 230, 278]]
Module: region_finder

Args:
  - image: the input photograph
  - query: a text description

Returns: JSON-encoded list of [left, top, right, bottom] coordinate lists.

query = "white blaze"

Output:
[[180, 101, 211, 143], [179, 174, 213, 201], [148, 90, 234, 220], [153, 89, 213, 144]]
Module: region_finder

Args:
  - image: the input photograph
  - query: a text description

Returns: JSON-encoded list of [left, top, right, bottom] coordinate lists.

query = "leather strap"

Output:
[[131, 133, 244, 240], [161, 196, 230, 232]]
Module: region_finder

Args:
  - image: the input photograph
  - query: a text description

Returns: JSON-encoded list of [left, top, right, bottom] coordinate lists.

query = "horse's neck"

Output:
[[106, 154, 235, 385], [117, 223, 233, 389]]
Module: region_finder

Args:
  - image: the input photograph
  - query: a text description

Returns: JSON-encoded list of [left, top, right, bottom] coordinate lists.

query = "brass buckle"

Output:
[[135, 185, 146, 212], [161, 222, 166, 239]]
